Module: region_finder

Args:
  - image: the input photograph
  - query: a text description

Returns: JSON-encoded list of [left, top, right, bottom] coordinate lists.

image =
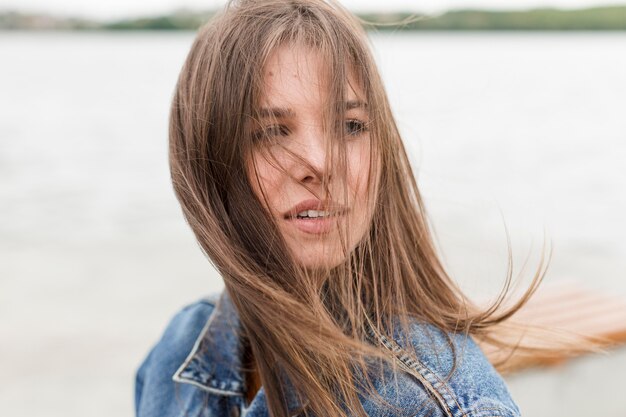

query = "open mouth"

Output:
[[285, 210, 346, 234], [282, 199, 348, 234], [293, 209, 340, 219]]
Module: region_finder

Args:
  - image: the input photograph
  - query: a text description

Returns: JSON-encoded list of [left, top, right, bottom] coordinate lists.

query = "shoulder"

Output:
[[364, 319, 521, 417], [134, 291, 221, 417]]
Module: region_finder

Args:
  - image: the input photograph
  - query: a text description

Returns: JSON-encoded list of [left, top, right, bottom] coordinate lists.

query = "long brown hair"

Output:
[[168, 1, 599, 417]]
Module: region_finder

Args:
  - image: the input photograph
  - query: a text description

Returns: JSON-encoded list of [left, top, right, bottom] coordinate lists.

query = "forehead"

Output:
[[260, 44, 364, 106]]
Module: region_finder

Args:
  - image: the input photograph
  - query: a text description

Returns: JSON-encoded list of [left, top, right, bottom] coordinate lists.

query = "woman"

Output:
[[135, 1, 558, 416]]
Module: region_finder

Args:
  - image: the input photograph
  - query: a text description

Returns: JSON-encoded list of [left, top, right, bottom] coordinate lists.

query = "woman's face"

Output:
[[247, 44, 377, 271]]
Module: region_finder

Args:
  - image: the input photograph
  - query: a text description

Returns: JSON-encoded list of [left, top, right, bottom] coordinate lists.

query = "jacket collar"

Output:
[[172, 289, 247, 396], [171, 290, 306, 415]]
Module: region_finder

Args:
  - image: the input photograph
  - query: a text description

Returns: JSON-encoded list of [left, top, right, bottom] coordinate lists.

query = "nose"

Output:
[[296, 126, 332, 185]]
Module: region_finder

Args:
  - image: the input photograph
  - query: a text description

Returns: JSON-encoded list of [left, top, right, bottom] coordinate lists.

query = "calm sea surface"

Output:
[[1, 32, 625, 416]]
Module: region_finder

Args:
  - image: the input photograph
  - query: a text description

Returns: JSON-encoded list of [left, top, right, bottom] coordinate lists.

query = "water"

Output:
[[1, 31, 625, 416]]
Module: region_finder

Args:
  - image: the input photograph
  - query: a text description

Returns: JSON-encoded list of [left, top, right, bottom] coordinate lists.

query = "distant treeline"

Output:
[[362, 7, 626, 31], [1, 6, 625, 31]]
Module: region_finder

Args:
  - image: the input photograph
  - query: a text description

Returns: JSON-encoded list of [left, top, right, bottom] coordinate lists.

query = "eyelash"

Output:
[[344, 119, 368, 136], [254, 119, 369, 141]]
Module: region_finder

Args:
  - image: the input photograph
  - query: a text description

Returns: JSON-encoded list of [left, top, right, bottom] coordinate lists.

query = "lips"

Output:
[[283, 199, 347, 219], [283, 199, 348, 234]]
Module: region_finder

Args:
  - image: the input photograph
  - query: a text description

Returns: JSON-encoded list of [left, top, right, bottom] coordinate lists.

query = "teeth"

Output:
[[296, 210, 332, 218]]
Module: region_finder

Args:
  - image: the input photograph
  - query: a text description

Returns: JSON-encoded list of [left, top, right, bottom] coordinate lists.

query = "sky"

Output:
[[0, 0, 624, 20]]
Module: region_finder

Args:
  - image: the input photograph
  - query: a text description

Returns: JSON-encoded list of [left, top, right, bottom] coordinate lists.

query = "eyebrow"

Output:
[[259, 100, 368, 118], [346, 100, 368, 111]]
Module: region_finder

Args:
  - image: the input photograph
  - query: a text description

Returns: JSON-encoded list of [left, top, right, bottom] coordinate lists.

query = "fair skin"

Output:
[[243, 43, 378, 405], [247, 44, 377, 272]]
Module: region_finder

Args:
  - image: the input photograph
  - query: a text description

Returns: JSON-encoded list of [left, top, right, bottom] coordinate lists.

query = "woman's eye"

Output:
[[254, 125, 289, 141], [344, 119, 368, 136]]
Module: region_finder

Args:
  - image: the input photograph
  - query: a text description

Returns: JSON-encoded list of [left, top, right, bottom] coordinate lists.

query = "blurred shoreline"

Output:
[[1, 5, 625, 31]]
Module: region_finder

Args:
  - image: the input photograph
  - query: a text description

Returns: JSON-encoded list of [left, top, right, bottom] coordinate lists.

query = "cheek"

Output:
[[347, 143, 373, 197], [347, 143, 380, 231], [247, 153, 286, 212]]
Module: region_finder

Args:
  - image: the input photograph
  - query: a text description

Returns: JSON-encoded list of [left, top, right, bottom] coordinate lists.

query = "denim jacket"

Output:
[[135, 290, 521, 417]]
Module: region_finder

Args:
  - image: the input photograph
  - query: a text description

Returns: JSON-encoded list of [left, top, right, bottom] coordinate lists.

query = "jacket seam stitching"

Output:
[[464, 406, 517, 417], [364, 319, 459, 417], [172, 377, 242, 396], [395, 345, 464, 417]]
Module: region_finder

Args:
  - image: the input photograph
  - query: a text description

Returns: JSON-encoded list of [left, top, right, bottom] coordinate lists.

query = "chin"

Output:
[[292, 249, 346, 272]]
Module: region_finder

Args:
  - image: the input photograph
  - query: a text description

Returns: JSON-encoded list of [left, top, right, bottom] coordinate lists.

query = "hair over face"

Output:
[[168, 2, 577, 417]]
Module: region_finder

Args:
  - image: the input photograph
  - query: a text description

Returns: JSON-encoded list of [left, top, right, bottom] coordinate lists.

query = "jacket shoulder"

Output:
[[364, 319, 521, 417], [134, 292, 221, 417]]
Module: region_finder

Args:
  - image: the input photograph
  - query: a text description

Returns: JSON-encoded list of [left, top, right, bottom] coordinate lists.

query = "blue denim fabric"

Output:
[[135, 290, 521, 417]]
